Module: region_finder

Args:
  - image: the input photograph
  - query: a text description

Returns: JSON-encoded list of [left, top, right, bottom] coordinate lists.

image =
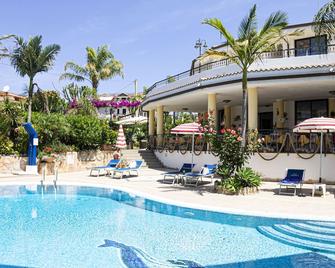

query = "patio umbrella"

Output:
[[170, 122, 201, 169], [115, 116, 147, 125], [116, 125, 127, 149], [293, 117, 335, 183]]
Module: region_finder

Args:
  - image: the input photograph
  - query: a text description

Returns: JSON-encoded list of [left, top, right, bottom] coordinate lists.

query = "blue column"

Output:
[[23, 123, 38, 166]]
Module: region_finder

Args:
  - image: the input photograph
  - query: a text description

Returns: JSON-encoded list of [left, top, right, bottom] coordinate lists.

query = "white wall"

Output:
[[155, 151, 335, 184]]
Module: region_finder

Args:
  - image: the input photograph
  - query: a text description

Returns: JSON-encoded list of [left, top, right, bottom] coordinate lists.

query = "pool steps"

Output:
[[257, 221, 335, 254]]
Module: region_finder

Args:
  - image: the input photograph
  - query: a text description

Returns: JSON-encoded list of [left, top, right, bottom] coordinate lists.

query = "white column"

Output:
[[156, 106, 164, 145], [208, 93, 217, 129], [148, 110, 155, 136], [224, 106, 231, 128], [248, 87, 258, 130]]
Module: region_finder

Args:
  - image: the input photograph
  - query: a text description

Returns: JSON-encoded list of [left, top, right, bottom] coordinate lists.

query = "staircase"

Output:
[[257, 220, 335, 254], [121, 149, 164, 169]]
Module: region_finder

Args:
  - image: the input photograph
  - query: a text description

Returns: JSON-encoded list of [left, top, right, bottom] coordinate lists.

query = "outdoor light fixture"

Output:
[[194, 38, 208, 56], [182, 108, 189, 111], [222, 99, 231, 104]]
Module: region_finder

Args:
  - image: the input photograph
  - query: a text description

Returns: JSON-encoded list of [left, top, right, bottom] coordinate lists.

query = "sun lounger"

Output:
[[163, 163, 195, 184], [279, 169, 305, 196], [90, 159, 120, 177], [112, 160, 143, 179], [183, 164, 217, 187]]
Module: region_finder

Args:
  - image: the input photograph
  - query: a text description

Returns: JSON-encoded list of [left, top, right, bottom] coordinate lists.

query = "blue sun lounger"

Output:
[[112, 160, 143, 179], [279, 169, 305, 196], [90, 159, 120, 177], [183, 164, 217, 187], [163, 163, 195, 184]]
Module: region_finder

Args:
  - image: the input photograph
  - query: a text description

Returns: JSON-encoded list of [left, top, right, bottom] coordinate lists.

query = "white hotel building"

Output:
[[142, 22, 335, 183]]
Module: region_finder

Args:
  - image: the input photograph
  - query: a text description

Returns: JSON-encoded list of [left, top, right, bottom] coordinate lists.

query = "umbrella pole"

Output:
[[191, 133, 194, 171], [319, 131, 323, 183]]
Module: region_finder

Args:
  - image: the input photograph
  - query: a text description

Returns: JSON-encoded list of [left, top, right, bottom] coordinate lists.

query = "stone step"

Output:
[[306, 221, 335, 228], [288, 222, 335, 236], [273, 224, 335, 244], [257, 226, 335, 254]]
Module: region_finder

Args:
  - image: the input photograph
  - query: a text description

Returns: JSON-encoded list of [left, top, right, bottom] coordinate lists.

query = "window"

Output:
[[295, 36, 327, 56], [122, 108, 127, 114], [295, 100, 328, 124]]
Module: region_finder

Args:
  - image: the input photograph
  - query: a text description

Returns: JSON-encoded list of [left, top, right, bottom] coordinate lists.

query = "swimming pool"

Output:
[[0, 184, 334, 268]]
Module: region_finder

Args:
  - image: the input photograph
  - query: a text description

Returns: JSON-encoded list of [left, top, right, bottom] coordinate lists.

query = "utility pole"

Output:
[[134, 79, 138, 96]]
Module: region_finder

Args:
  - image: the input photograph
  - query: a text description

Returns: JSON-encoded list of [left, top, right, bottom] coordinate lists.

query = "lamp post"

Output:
[[194, 38, 208, 56]]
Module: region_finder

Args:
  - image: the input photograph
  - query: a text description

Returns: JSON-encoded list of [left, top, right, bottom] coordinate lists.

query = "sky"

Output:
[[0, 0, 329, 96]]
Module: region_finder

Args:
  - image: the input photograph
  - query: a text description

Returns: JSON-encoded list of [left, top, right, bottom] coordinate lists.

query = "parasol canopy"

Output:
[[116, 125, 127, 149]]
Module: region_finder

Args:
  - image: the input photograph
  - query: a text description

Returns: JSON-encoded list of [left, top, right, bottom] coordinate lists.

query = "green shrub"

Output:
[[101, 120, 117, 145], [66, 114, 103, 150], [0, 135, 15, 155], [221, 167, 261, 194], [32, 112, 71, 148]]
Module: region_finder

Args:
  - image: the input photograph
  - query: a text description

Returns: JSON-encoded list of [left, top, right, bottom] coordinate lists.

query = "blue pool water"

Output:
[[0, 185, 334, 268]]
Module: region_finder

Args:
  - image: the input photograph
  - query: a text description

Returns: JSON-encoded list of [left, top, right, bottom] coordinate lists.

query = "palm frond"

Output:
[[202, 18, 236, 47], [314, 0, 335, 36], [238, 4, 257, 40], [259, 10, 288, 37], [59, 72, 86, 82]]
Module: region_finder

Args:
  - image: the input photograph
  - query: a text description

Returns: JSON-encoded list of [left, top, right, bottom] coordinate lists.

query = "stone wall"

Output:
[[0, 156, 27, 174], [0, 150, 116, 174]]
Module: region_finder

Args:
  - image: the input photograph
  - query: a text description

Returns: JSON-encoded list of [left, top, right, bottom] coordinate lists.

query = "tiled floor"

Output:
[[0, 167, 334, 221]]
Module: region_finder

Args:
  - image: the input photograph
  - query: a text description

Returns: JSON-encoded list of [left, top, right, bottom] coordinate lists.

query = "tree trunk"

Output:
[[241, 68, 248, 147], [27, 77, 34, 123]]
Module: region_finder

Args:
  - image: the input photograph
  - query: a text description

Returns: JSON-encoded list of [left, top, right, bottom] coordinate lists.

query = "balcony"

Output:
[[144, 45, 335, 108]]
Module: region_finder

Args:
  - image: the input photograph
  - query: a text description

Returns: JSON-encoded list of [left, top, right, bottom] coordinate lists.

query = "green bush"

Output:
[[101, 120, 117, 145], [0, 135, 15, 155], [66, 114, 103, 150], [32, 112, 71, 148], [221, 167, 261, 194]]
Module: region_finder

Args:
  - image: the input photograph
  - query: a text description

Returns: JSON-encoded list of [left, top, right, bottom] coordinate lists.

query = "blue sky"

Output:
[[0, 0, 329, 95]]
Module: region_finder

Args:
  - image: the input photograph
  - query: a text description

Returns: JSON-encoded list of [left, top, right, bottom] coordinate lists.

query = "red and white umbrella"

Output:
[[293, 117, 335, 183], [170, 122, 201, 135], [171, 122, 201, 169], [116, 125, 127, 149]]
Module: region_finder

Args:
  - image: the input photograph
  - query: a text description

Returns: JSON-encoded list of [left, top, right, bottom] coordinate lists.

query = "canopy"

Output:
[[293, 117, 335, 183], [116, 125, 127, 149], [293, 117, 335, 133], [170, 122, 201, 170], [170, 122, 201, 135], [116, 116, 147, 125]]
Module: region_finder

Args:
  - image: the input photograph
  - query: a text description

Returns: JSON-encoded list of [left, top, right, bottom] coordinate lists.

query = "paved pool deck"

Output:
[[0, 168, 334, 221]]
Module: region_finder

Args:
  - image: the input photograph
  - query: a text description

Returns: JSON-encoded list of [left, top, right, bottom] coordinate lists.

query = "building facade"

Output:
[[143, 22, 335, 134], [142, 22, 335, 182]]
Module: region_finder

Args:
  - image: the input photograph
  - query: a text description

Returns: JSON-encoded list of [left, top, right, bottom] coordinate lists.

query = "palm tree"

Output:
[[60, 45, 123, 93], [11, 36, 60, 123], [202, 4, 289, 145], [314, 0, 335, 36]]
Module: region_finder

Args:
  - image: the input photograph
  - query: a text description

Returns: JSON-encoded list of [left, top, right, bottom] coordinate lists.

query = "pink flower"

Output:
[[226, 128, 231, 133], [237, 137, 243, 142], [220, 129, 225, 134], [231, 130, 236, 135]]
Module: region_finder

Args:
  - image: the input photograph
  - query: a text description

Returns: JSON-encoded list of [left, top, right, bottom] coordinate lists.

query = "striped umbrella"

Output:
[[116, 125, 127, 149], [293, 117, 335, 183], [170, 122, 201, 135], [171, 122, 201, 169]]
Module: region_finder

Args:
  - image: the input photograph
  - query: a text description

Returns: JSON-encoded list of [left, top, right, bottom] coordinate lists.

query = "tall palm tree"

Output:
[[60, 45, 123, 93], [202, 4, 289, 145], [11, 35, 60, 122], [314, 0, 335, 36]]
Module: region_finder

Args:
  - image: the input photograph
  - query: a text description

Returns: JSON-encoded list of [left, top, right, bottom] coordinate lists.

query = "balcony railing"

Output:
[[147, 44, 335, 94], [148, 130, 335, 160]]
